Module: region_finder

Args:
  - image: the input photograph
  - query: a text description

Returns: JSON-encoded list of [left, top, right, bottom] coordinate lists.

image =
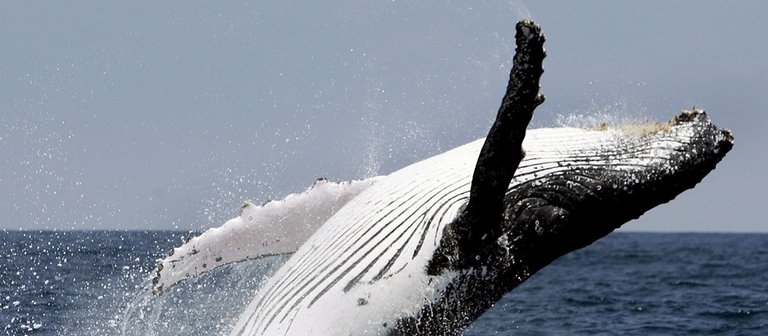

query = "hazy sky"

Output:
[[1, 1, 765, 232]]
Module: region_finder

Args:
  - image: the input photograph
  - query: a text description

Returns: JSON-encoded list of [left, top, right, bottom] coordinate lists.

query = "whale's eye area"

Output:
[[533, 205, 570, 236], [544, 206, 570, 232], [513, 204, 570, 237]]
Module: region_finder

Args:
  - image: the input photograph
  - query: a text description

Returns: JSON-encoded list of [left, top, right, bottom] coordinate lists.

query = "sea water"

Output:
[[1, 231, 766, 335]]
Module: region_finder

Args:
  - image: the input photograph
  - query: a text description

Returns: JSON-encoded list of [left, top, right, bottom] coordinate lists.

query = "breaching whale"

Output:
[[153, 21, 733, 335]]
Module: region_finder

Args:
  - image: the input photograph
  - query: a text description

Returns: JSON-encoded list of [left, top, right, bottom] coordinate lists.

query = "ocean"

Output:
[[1, 231, 766, 335]]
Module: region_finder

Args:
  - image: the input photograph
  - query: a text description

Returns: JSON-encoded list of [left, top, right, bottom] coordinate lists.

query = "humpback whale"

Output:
[[153, 21, 733, 335]]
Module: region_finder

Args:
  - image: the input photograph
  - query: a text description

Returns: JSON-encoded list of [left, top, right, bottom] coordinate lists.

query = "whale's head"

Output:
[[503, 109, 733, 270]]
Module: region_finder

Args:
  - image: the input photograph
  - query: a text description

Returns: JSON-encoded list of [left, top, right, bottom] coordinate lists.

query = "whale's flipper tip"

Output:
[[429, 20, 547, 274]]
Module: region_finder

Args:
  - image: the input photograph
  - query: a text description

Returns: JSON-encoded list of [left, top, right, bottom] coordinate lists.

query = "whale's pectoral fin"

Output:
[[428, 20, 546, 274], [151, 177, 381, 294]]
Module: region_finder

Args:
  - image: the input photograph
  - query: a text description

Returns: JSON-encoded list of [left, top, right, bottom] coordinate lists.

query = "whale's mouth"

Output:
[[501, 108, 733, 272], [595, 111, 733, 147]]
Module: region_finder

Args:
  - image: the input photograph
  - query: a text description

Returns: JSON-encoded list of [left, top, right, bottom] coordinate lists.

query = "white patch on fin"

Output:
[[152, 176, 382, 294]]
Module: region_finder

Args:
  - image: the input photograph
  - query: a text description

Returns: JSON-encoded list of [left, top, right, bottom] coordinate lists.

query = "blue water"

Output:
[[1, 231, 766, 335]]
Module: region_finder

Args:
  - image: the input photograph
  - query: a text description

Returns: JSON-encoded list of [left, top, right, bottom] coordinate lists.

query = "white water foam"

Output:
[[119, 255, 289, 336]]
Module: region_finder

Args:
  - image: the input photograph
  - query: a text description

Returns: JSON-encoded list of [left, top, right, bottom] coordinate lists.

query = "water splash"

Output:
[[507, 0, 533, 20], [117, 255, 289, 336], [359, 114, 384, 178], [554, 94, 652, 129]]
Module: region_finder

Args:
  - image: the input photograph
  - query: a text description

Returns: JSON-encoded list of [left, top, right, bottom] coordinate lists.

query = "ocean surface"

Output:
[[1, 231, 766, 335]]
